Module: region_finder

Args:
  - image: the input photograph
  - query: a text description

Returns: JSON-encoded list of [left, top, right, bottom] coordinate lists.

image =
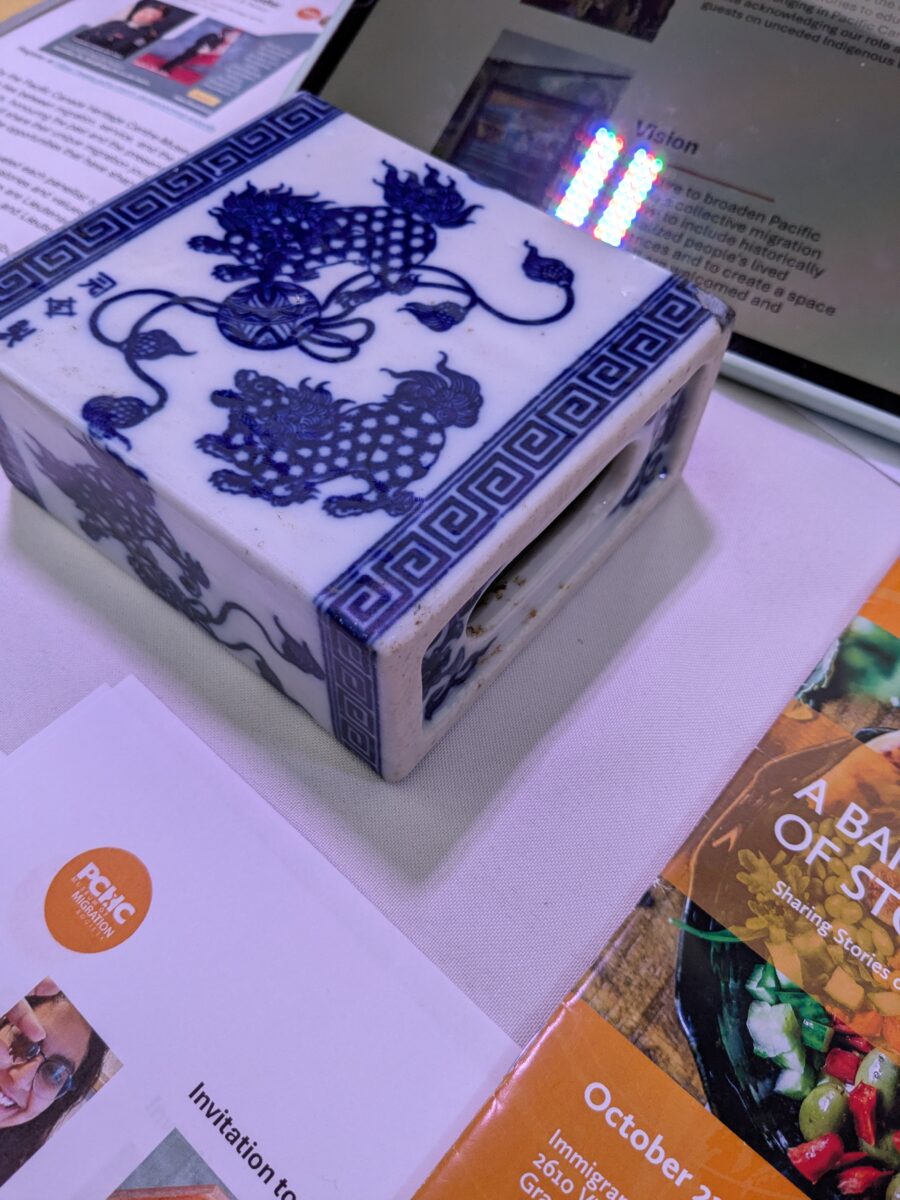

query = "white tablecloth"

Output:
[[1, 380, 897, 1046]]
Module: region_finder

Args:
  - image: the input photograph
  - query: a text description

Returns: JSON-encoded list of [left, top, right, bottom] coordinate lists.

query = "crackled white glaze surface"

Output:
[[0, 93, 731, 778]]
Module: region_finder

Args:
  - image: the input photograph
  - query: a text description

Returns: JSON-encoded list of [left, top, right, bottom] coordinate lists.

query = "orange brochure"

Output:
[[416, 559, 900, 1200]]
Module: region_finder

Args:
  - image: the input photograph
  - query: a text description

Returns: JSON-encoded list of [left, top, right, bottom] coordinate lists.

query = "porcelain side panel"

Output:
[[0, 382, 333, 733]]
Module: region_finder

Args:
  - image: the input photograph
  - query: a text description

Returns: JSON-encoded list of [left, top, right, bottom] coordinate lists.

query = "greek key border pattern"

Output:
[[319, 274, 709, 641], [316, 274, 713, 770], [319, 616, 382, 775], [0, 95, 338, 320]]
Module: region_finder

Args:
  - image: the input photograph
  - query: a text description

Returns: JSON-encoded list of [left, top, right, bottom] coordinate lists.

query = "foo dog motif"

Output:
[[80, 162, 575, 470], [199, 354, 481, 515], [189, 164, 573, 354]]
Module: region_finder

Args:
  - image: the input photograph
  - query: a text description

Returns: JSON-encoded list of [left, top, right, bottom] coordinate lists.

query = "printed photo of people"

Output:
[[0, 978, 121, 1187], [435, 31, 631, 212], [135, 21, 244, 86], [75, 0, 193, 59], [522, 0, 678, 43], [46, 12, 313, 113], [107, 1128, 236, 1200]]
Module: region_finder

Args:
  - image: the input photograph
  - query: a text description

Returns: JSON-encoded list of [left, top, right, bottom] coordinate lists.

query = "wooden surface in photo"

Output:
[[579, 878, 705, 1104], [110, 1186, 230, 1200]]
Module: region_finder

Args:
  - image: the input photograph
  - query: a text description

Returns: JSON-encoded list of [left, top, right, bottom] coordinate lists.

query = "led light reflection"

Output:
[[592, 148, 664, 247], [554, 127, 623, 228]]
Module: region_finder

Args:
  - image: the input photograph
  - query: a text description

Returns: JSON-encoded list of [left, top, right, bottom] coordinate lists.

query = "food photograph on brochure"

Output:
[[0, 0, 898, 1198]]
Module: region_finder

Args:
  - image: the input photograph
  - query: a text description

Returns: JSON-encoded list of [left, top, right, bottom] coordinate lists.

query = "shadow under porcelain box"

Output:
[[0, 94, 731, 779]]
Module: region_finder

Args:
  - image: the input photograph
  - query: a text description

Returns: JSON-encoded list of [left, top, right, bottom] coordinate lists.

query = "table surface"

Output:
[[1, 380, 898, 1048]]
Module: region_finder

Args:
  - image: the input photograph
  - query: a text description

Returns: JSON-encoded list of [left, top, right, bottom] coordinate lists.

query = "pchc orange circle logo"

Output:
[[45, 848, 152, 953]]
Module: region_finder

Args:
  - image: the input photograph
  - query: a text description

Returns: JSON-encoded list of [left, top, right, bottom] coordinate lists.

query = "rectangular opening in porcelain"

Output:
[[465, 436, 641, 637], [420, 375, 703, 724], [420, 437, 642, 724]]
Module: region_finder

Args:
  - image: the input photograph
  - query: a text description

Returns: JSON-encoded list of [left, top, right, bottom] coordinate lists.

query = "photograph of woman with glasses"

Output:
[[0, 979, 118, 1186]]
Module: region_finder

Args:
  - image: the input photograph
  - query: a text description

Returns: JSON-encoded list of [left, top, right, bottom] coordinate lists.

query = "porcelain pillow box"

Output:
[[0, 94, 732, 779]]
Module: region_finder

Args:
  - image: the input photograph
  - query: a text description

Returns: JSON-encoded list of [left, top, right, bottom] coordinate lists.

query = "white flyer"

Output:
[[0, 677, 516, 1198], [0, 0, 342, 258]]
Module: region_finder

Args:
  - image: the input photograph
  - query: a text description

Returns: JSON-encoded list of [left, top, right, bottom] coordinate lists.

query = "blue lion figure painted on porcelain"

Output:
[[198, 352, 482, 516]]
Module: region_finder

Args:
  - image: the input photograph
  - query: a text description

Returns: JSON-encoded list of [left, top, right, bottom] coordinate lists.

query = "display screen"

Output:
[[309, 0, 899, 413]]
